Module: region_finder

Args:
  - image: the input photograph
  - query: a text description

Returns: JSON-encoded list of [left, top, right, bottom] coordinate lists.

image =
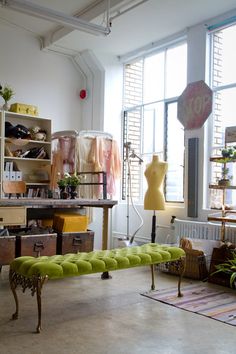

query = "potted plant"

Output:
[[0, 84, 15, 111], [57, 177, 68, 199], [66, 173, 80, 187], [65, 173, 80, 199], [211, 251, 236, 288], [218, 167, 233, 187]]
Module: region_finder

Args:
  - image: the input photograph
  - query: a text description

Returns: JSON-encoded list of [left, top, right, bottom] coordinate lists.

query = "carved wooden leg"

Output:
[[177, 256, 186, 297], [9, 269, 19, 320], [150, 264, 155, 290]]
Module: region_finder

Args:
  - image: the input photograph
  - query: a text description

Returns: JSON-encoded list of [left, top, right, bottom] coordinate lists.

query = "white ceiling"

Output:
[[1, 0, 236, 58]]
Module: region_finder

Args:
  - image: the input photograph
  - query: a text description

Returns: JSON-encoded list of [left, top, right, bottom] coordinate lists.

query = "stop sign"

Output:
[[177, 80, 213, 130]]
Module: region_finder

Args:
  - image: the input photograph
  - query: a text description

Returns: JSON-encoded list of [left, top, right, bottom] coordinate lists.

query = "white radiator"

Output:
[[174, 218, 236, 243]]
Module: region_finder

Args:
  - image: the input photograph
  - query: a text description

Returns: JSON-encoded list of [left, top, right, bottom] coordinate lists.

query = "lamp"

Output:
[[144, 155, 168, 243], [0, 0, 111, 36]]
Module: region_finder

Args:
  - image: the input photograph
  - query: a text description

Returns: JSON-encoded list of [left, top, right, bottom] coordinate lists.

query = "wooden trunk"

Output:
[[16, 233, 57, 257], [57, 230, 94, 255], [0, 236, 16, 265]]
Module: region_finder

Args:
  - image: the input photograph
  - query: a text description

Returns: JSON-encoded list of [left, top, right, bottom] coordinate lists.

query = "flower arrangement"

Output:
[[0, 84, 15, 102], [57, 173, 80, 199], [57, 173, 80, 188], [66, 173, 81, 187]]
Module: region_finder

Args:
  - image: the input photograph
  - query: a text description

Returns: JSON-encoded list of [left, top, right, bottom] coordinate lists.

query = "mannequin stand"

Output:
[[151, 211, 156, 243]]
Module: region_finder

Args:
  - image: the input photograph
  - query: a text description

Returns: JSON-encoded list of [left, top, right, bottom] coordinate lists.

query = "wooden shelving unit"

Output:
[[0, 110, 52, 198], [208, 154, 236, 242]]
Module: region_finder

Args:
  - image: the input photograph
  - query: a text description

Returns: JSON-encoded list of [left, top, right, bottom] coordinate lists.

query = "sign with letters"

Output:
[[177, 80, 213, 130]]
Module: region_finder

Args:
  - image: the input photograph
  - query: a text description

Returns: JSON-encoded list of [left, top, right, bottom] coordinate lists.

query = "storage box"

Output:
[[53, 214, 89, 233], [0, 236, 16, 265], [15, 233, 57, 257], [208, 247, 235, 287], [57, 230, 94, 255], [10, 103, 38, 116]]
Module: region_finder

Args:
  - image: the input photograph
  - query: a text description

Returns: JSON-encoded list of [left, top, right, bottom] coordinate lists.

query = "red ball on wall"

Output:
[[79, 89, 87, 100]]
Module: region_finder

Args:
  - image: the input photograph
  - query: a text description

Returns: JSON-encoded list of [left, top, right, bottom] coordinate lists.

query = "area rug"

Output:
[[141, 284, 236, 326]]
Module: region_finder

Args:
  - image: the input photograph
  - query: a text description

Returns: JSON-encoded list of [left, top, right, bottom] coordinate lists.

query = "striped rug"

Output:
[[141, 284, 236, 326]]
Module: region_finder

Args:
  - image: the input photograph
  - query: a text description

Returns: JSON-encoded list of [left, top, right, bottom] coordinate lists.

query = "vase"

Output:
[[59, 186, 68, 199], [69, 185, 77, 199], [2, 101, 10, 111]]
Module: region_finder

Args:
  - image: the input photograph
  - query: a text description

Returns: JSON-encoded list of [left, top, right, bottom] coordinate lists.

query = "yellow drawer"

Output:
[[0, 207, 26, 225]]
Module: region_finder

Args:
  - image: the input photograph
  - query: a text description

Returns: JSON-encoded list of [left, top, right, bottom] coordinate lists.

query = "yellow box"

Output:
[[10, 103, 39, 116], [53, 215, 89, 233]]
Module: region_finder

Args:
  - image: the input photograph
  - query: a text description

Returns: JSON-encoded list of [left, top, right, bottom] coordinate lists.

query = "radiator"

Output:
[[174, 218, 236, 243]]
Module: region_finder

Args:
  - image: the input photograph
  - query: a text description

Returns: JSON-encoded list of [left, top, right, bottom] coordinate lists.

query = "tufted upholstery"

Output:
[[10, 243, 185, 279]]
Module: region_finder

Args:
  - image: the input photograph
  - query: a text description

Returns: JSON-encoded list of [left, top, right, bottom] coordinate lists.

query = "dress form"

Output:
[[144, 155, 168, 242]]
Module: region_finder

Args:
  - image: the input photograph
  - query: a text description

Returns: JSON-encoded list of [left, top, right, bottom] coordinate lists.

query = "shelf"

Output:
[[210, 157, 236, 163], [5, 138, 51, 145], [209, 184, 236, 190], [4, 110, 50, 121], [26, 182, 50, 186], [4, 156, 51, 162], [208, 213, 236, 223]]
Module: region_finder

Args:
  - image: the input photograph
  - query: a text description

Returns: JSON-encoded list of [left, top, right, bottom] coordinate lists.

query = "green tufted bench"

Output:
[[9, 243, 185, 333]]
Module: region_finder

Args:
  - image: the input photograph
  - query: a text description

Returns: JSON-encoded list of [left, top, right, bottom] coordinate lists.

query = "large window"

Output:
[[209, 24, 236, 209], [123, 42, 186, 203]]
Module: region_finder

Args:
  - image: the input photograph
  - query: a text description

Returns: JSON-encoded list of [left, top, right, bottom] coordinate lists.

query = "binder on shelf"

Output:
[[3, 171, 10, 181], [15, 171, 22, 181], [10, 171, 16, 181]]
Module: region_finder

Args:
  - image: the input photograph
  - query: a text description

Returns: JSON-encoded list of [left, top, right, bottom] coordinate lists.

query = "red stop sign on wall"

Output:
[[177, 80, 213, 130]]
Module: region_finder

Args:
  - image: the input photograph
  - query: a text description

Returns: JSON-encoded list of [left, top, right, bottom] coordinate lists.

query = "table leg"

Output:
[[101, 206, 111, 280]]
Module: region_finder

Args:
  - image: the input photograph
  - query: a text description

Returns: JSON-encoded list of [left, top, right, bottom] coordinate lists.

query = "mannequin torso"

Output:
[[144, 155, 168, 210]]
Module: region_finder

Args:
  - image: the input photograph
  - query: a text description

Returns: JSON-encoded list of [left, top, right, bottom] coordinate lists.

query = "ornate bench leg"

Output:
[[36, 278, 43, 333], [177, 256, 186, 297], [150, 264, 155, 290], [9, 269, 19, 320], [33, 276, 47, 333], [9, 269, 47, 333]]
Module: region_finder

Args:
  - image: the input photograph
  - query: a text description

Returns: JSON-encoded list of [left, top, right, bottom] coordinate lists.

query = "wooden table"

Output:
[[0, 198, 118, 250]]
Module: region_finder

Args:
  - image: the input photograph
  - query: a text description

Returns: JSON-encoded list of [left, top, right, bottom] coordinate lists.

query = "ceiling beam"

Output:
[[43, 0, 127, 51]]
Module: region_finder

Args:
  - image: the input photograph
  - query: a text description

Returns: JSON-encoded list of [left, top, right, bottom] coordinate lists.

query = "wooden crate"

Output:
[[15, 233, 57, 257], [0, 236, 16, 265], [57, 230, 94, 255]]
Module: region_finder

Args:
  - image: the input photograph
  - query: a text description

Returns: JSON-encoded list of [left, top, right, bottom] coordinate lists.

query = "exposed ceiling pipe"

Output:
[[0, 0, 111, 36], [109, 0, 149, 22]]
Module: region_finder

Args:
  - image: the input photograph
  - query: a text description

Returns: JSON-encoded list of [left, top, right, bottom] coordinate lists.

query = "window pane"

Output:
[[210, 24, 236, 209], [143, 52, 165, 103], [165, 102, 184, 202], [143, 103, 164, 155], [212, 25, 236, 88], [165, 43, 187, 98]]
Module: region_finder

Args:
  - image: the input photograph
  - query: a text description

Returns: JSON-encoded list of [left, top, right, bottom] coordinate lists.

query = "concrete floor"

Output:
[[0, 266, 235, 354]]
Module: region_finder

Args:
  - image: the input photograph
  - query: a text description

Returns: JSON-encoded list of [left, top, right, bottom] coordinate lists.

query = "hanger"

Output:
[[79, 130, 113, 139], [52, 130, 78, 140]]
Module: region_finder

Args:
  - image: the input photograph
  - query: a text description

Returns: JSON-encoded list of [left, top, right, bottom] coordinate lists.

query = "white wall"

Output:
[[0, 23, 83, 132]]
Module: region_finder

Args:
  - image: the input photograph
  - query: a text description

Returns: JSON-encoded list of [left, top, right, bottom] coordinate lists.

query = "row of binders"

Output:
[[4, 162, 22, 181]]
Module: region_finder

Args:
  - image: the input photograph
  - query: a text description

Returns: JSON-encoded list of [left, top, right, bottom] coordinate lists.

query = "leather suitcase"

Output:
[[57, 230, 94, 255], [16, 233, 57, 257], [0, 236, 16, 265]]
